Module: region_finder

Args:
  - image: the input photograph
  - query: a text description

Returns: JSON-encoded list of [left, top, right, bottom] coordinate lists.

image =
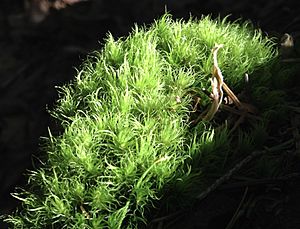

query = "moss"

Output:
[[4, 13, 277, 228]]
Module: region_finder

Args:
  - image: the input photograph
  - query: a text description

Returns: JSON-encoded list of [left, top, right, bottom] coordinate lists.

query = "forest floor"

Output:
[[1, 0, 300, 228]]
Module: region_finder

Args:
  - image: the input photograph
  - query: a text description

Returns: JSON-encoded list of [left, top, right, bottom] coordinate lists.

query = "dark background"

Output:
[[0, 0, 299, 228]]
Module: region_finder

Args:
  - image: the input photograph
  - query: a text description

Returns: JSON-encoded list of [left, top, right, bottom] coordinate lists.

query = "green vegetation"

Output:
[[4, 13, 281, 228]]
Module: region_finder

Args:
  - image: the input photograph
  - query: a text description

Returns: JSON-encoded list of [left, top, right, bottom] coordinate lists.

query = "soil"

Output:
[[0, 0, 299, 228]]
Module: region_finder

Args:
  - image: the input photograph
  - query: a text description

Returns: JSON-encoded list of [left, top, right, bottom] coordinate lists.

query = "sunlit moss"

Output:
[[4, 13, 277, 228]]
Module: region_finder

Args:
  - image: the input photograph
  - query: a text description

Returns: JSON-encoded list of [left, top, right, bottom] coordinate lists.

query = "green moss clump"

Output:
[[4, 14, 277, 228]]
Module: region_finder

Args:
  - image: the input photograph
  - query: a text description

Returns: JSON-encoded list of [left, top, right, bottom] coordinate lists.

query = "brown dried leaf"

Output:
[[203, 44, 224, 121]]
